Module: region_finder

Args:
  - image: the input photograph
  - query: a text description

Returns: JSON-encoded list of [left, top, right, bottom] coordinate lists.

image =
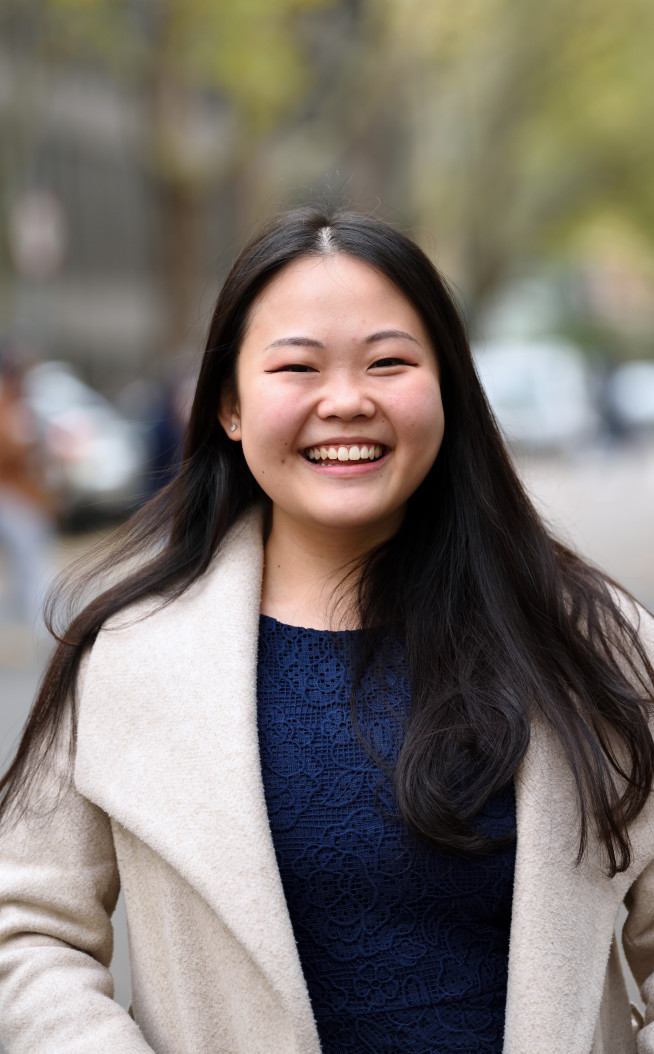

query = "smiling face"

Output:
[[219, 253, 445, 550]]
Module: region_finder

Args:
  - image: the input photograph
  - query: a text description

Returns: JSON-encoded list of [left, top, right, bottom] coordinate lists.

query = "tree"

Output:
[[1, 0, 335, 352], [368, 0, 654, 325]]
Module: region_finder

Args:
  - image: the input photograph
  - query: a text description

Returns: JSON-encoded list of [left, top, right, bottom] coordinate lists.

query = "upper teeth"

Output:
[[306, 444, 383, 462]]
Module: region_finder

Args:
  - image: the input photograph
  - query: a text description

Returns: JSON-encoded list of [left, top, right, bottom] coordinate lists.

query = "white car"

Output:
[[23, 361, 147, 523], [606, 361, 654, 434], [472, 339, 598, 452]]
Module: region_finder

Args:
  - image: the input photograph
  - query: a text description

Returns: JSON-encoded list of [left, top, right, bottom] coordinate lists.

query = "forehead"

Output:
[[243, 253, 429, 340]]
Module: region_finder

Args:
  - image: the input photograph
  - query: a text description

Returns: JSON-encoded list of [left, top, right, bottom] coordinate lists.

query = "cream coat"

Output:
[[1, 508, 654, 1054]]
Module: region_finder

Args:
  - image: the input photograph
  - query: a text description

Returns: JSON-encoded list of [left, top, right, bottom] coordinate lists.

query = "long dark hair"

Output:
[[2, 206, 653, 876]]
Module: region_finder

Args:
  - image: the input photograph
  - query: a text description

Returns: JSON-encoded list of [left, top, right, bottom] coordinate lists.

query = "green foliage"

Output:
[[40, 0, 332, 129], [370, 0, 654, 315], [4, 0, 654, 330]]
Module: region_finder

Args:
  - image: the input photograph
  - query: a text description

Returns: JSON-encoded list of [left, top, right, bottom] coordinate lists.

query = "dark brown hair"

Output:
[[2, 206, 653, 876]]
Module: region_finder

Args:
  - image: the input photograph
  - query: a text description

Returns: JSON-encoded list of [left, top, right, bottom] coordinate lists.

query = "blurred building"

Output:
[[0, 46, 243, 391], [0, 1, 371, 394]]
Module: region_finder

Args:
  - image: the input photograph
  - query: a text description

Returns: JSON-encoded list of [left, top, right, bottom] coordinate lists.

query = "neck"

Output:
[[261, 512, 397, 630]]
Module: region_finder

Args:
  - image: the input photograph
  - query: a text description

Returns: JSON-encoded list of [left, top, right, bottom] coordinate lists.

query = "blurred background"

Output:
[[1, 0, 654, 1021]]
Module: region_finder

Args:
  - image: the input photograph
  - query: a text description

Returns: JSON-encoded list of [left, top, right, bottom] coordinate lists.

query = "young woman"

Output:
[[0, 207, 653, 1054]]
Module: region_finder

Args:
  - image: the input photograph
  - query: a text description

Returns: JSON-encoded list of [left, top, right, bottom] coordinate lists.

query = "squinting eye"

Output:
[[266, 364, 317, 373], [370, 357, 415, 368]]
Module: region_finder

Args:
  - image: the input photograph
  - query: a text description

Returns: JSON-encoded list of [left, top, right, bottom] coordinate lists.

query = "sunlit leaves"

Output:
[[38, 0, 333, 130]]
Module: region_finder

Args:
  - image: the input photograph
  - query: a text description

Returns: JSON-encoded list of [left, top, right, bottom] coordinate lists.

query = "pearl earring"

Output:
[[230, 424, 237, 433]]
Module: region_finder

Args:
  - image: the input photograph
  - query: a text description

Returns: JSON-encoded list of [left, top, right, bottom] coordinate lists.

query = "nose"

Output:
[[316, 372, 375, 420]]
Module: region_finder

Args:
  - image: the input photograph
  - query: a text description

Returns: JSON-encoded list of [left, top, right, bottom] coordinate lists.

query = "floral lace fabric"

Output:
[[257, 616, 516, 1053]]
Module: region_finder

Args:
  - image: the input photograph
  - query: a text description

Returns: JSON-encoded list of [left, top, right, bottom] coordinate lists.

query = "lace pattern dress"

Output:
[[257, 616, 516, 1053]]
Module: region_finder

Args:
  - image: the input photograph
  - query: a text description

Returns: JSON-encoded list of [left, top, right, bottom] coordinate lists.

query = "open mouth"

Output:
[[304, 444, 386, 463]]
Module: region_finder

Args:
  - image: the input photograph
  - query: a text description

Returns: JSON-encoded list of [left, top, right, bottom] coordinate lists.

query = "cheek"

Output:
[[239, 383, 306, 456], [426, 392, 446, 447], [400, 381, 445, 448]]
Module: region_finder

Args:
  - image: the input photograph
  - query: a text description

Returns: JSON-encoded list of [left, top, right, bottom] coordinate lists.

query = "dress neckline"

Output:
[[259, 612, 364, 638]]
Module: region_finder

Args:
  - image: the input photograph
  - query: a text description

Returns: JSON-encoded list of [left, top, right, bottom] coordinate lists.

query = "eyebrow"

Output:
[[365, 329, 420, 346], [264, 336, 323, 350], [264, 329, 420, 351]]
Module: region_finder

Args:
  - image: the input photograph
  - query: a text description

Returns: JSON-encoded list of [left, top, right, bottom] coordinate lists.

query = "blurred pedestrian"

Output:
[[0, 208, 653, 1053], [0, 350, 54, 648], [118, 360, 197, 500], [145, 366, 196, 495]]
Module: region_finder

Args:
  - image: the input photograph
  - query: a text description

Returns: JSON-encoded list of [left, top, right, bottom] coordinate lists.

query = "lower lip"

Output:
[[302, 451, 389, 475]]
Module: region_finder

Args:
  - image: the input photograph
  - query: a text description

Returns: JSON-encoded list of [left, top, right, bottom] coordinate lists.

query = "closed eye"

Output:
[[265, 364, 318, 373]]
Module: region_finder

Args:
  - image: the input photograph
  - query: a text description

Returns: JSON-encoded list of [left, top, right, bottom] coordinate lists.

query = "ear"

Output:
[[217, 384, 241, 440]]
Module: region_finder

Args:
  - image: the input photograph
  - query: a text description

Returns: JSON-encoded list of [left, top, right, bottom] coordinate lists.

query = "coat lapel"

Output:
[[504, 721, 630, 1053], [75, 508, 315, 1030]]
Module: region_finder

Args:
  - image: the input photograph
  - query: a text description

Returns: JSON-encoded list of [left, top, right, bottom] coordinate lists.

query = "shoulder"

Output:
[[101, 506, 265, 640], [80, 506, 265, 697], [72, 509, 265, 814]]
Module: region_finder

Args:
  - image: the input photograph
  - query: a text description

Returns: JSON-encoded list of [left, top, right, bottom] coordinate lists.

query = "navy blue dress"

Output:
[[257, 616, 515, 1053]]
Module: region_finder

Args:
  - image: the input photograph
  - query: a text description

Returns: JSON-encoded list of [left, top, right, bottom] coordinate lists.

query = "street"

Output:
[[1, 440, 653, 1034], [520, 442, 654, 612]]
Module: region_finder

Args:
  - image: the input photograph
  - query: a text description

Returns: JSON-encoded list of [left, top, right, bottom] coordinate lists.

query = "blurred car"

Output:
[[472, 339, 599, 452], [23, 361, 147, 524], [605, 361, 654, 436]]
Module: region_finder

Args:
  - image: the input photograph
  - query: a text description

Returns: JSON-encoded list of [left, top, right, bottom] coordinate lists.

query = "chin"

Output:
[[313, 508, 402, 537]]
